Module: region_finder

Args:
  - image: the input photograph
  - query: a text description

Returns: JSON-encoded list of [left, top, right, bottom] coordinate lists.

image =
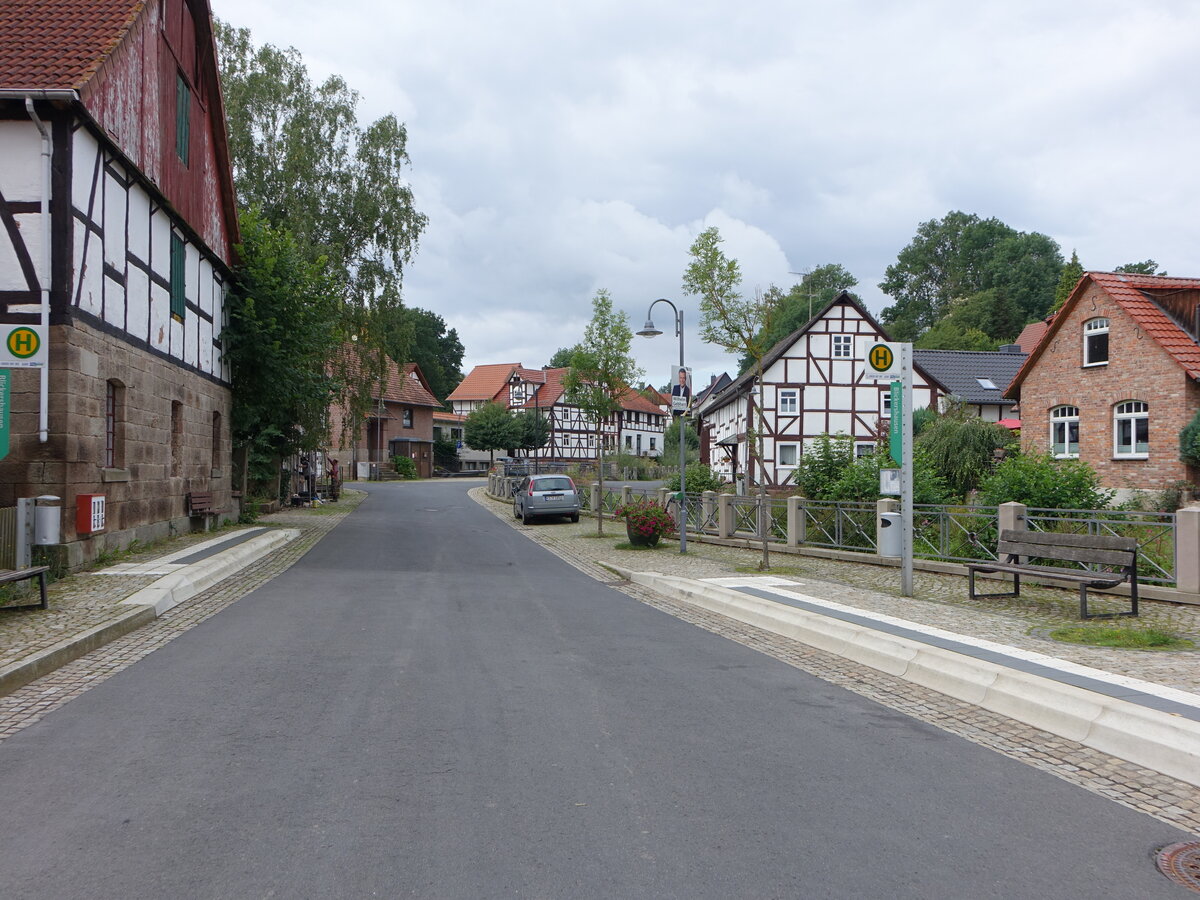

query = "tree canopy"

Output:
[[879, 211, 1063, 343], [464, 401, 517, 464], [737, 264, 860, 371]]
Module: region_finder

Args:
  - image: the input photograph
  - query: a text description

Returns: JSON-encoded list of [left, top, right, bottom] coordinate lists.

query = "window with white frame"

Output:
[[779, 389, 798, 414], [832, 335, 853, 358], [880, 389, 892, 417], [1050, 405, 1079, 457], [777, 444, 798, 467], [1113, 401, 1148, 457], [1083, 318, 1109, 366], [855, 442, 875, 459]]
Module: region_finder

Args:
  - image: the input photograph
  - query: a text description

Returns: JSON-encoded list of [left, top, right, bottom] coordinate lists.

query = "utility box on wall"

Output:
[[76, 494, 106, 536]]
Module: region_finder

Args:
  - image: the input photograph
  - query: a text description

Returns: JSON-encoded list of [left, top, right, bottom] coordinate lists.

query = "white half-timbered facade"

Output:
[[0, 0, 239, 566], [696, 292, 945, 487]]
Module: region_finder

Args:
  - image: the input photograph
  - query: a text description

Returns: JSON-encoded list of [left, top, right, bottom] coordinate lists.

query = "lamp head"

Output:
[[637, 319, 663, 337]]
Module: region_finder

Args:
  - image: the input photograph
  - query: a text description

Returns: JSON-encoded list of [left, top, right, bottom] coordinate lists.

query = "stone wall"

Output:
[[0, 319, 234, 568]]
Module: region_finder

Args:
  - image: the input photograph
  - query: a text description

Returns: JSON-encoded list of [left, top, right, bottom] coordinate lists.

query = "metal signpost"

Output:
[[0, 370, 9, 461], [865, 340, 914, 596]]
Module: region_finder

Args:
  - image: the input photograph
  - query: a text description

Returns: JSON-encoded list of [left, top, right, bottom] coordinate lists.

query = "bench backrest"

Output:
[[997, 528, 1136, 568]]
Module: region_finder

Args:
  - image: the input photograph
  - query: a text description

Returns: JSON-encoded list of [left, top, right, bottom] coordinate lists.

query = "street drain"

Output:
[[1158, 841, 1200, 892]]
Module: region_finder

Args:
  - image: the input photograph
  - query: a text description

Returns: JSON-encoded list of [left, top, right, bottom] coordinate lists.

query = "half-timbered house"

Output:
[[0, 0, 239, 566], [695, 292, 945, 487]]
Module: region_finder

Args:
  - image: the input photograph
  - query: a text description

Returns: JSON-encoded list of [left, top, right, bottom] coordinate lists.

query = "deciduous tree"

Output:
[[563, 290, 642, 535], [464, 401, 518, 466]]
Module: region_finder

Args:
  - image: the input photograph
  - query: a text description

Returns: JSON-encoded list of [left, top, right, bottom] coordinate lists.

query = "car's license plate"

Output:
[[545, 493, 563, 500]]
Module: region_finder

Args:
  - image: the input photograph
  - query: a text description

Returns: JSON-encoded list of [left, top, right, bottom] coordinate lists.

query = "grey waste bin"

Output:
[[878, 512, 901, 557]]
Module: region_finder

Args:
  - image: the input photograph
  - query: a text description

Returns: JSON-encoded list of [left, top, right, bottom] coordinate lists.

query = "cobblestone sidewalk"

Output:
[[475, 488, 1200, 837]]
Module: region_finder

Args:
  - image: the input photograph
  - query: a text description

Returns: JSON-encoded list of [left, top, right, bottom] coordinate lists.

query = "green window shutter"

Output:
[[170, 233, 186, 319], [176, 73, 190, 166]]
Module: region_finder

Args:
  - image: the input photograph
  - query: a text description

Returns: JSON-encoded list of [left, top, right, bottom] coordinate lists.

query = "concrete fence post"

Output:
[[719, 493, 734, 538], [787, 496, 802, 547], [621, 486, 631, 507], [1176, 506, 1200, 595], [998, 501, 1027, 536], [591, 484, 601, 516], [658, 488, 670, 507]]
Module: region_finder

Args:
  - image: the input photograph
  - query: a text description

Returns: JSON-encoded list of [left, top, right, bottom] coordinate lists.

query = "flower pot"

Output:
[[626, 521, 662, 547]]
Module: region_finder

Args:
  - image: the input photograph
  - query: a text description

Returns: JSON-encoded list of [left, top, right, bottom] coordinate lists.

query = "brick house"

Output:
[[327, 354, 441, 479], [1005, 272, 1200, 494], [0, 0, 238, 566]]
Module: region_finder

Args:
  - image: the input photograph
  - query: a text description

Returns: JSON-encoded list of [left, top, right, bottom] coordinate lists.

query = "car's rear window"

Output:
[[534, 477, 573, 491]]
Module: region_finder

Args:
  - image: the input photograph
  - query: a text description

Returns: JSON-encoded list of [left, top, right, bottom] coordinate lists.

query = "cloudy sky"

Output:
[[211, 0, 1200, 389]]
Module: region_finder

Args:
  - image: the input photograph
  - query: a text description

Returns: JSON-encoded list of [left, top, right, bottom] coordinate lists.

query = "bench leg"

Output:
[[1080, 582, 1138, 620], [37, 570, 47, 609], [968, 568, 1020, 601]]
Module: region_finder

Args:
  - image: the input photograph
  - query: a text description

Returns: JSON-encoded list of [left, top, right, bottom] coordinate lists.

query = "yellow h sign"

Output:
[[869, 344, 893, 372], [1, 325, 47, 368]]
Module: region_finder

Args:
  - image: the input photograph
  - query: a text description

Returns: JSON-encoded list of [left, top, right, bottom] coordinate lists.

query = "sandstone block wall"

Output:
[[0, 320, 234, 567]]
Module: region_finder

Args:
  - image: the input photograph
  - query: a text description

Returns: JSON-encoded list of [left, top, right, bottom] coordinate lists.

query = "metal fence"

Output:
[[912, 505, 1000, 564], [801, 500, 877, 552], [1025, 507, 1177, 586]]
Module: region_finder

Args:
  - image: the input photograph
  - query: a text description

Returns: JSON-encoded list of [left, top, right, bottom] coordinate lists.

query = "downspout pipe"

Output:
[[24, 96, 51, 443], [2, 91, 77, 441]]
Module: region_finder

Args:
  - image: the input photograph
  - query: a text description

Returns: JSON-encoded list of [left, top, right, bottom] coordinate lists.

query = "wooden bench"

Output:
[[967, 528, 1138, 619], [186, 491, 229, 526], [0, 566, 50, 611]]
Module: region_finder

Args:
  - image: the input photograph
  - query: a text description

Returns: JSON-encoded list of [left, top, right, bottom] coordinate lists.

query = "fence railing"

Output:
[[912, 505, 1000, 564], [1025, 507, 1177, 586], [485, 478, 1192, 591]]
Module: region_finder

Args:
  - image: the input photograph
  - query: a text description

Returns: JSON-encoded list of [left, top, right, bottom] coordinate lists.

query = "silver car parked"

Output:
[[513, 474, 581, 524]]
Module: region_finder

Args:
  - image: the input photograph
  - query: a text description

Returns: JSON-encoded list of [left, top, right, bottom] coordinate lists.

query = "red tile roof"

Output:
[[1014, 319, 1049, 355], [0, 0, 147, 90], [1007, 272, 1200, 395], [619, 388, 667, 416], [333, 347, 441, 407], [446, 363, 522, 403]]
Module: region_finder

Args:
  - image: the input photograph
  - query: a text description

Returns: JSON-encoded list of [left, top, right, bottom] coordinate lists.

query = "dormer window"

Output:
[[1083, 318, 1109, 366]]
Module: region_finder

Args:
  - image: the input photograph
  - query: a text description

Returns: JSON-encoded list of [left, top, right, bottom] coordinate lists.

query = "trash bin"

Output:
[[878, 512, 901, 557]]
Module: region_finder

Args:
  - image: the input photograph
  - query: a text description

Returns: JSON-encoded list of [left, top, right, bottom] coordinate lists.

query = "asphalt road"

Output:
[[0, 481, 1190, 899]]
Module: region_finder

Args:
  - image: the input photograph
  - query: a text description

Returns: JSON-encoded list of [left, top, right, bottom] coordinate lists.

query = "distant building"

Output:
[[912, 347, 1027, 423]]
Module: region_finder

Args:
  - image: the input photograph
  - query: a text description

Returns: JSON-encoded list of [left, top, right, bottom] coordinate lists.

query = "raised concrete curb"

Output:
[[119, 528, 299, 615], [615, 566, 1200, 789], [0, 605, 156, 698]]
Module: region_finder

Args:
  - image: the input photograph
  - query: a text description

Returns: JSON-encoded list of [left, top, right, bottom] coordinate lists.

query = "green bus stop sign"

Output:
[[0, 370, 10, 461], [889, 380, 902, 466]]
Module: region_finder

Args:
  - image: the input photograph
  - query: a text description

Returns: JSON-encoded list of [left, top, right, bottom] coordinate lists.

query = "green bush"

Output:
[[1181, 409, 1200, 469], [391, 455, 419, 479], [916, 411, 1015, 497], [977, 451, 1113, 510], [825, 448, 953, 505], [666, 462, 726, 493], [792, 434, 855, 500]]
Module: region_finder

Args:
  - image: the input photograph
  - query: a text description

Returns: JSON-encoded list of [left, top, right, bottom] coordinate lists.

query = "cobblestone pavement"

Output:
[[475, 488, 1200, 838], [0, 492, 365, 741]]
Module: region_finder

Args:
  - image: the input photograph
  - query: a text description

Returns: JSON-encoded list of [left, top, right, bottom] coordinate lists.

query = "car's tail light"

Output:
[[567, 478, 576, 491], [528, 484, 535, 496]]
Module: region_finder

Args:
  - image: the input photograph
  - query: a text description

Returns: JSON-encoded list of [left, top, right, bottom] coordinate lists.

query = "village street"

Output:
[[0, 481, 1194, 898]]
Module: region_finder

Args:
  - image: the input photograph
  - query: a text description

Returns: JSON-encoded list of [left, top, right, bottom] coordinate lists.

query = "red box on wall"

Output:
[[76, 494, 106, 535]]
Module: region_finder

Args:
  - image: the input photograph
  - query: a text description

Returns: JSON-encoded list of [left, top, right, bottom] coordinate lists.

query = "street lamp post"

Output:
[[637, 299, 687, 554]]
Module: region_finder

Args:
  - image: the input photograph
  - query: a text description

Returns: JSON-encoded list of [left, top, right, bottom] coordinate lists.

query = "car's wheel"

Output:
[[570, 512, 580, 523], [522, 506, 532, 525]]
